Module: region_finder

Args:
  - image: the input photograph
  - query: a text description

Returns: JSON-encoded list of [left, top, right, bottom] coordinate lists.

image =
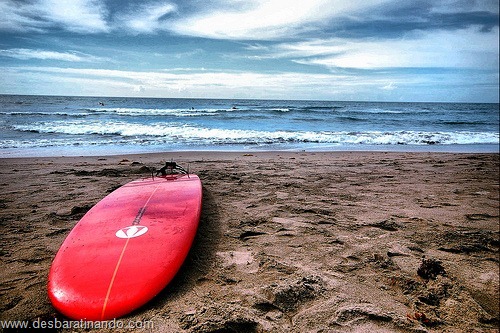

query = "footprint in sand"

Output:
[[216, 250, 259, 273]]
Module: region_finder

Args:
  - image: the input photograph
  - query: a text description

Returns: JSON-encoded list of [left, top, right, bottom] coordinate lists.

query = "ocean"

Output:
[[0, 95, 498, 157]]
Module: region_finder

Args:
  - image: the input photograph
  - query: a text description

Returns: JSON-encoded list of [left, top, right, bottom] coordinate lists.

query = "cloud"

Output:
[[116, 2, 177, 34], [40, 0, 110, 33], [270, 26, 499, 70], [0, 48, 109, 62], [2, 65, 498, 102], [162, 0, 498, 40], [429, 0, 499, 14], [134, 85, 146, 92], [166, 0, 390, 40], [333, 1, 500, 39], [1, 0, 498, 40], [381, 82, 397, 90], [0, 1, 46, 33], [173, 49, 205, 59], [0, 66, 368, 96], [0, 0, 109, 33]]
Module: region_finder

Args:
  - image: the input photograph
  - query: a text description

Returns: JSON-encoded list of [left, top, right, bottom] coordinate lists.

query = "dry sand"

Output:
[[0, 151, 498, 332]]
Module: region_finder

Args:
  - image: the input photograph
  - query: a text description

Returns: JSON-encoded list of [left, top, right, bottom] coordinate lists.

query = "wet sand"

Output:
[[0, 151, 498, 332]]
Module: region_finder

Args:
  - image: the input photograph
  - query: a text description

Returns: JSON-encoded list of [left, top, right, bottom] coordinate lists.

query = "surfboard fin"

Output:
[[156, 161, 189, 176]]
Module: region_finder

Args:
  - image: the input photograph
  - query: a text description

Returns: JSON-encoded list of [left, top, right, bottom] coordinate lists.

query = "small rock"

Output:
[[417, 258, 445, 280], [387, 243, 412, 257]]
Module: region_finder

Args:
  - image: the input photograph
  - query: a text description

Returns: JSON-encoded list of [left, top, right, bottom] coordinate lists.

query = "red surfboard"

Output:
[[48, 171, 202, 320]]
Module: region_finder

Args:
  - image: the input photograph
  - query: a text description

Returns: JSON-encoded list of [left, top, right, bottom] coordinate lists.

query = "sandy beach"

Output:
[[0, 151, 498, 333]]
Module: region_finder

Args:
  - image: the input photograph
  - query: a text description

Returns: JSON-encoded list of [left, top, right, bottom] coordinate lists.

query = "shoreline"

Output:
[[0, 151, 498, 332], [1, 150, 499, 164], [1, 143, 499, 159]]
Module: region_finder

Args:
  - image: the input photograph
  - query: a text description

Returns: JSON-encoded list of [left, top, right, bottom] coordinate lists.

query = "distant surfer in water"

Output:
[[99, 101, 104, 106]]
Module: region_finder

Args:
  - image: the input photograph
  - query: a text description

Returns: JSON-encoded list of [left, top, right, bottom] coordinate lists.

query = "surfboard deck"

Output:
[[48, 173, 202, 320]]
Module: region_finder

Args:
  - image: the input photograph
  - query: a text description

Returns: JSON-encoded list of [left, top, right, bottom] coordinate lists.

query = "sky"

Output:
[[0, 0, 498, 102]]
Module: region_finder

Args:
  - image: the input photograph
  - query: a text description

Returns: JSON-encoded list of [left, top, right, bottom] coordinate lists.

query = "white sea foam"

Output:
[[10, 120, 499, 147], [88, 107, 225, 117], [2, 96, 498, 154]]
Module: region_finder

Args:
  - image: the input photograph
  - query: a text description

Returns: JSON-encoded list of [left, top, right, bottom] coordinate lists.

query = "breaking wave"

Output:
[[8, 120, 499, 148]]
